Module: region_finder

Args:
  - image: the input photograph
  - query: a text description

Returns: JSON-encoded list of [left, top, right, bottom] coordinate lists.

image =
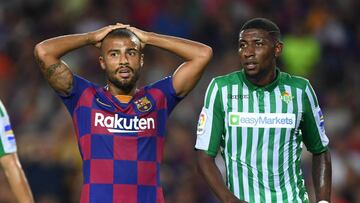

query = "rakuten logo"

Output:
[[229, 112, 296, 128], [94, 113, 155, 133]]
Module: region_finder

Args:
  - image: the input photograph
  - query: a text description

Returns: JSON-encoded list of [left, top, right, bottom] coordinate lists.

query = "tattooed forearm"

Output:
[[34, 44, 73, 95], [46, 62, 63, 78], [34, 52, 61, 78], [34, 54, 45, 70]]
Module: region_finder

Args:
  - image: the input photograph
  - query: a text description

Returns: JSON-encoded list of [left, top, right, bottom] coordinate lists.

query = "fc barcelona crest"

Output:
[[134, 96, 152, 112]]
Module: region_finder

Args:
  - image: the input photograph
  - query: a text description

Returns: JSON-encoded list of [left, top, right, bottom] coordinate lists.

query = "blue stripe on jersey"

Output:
[[83, 160, 90, 184], [5, 125, 11, 131], [114, 160, 137, 184], [90, 184, 113, 203], [137, 137, 157, 161], [76, 106, 91, 137], [138, 186, 156, 203], [157, 109, 167, 137], [91, 134, 114, 159], [60, 75, 96, 116], [7, 136, 15, 141]]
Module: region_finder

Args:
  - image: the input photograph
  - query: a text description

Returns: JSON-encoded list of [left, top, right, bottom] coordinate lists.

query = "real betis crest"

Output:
[[280, 91, 294, 104], [134, 96, 152, 112]]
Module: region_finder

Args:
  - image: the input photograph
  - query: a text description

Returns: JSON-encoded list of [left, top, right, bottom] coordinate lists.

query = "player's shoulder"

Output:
[[144, 76, 174, 93], [279, 71, 310, 89], [211, 71, 242, 87]]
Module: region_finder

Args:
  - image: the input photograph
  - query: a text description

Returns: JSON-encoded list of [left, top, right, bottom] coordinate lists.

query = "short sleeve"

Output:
[[195, 79, 224, 157], [0, 101, 17, 157], [300, 81, 329, 154], [58, 74, 94, 115], [147, 76, 183, 114]]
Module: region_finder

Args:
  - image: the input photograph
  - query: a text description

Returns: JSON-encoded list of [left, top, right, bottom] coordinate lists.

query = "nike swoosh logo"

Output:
[[96, 98, 112, 108]]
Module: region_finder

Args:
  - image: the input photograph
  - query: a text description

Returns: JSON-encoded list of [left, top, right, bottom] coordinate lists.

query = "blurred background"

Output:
[[0, 0, 360, 202]]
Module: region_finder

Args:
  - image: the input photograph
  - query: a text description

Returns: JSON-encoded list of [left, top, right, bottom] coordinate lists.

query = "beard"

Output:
[[107, 68, 140, 93]]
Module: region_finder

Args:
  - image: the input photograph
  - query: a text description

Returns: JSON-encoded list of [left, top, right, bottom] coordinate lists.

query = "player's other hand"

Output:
[[89, 23, 130, 48], [125, 25, 148, 49]]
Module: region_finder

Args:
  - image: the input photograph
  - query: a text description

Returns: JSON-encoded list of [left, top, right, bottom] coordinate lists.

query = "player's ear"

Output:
[[274, 42, 283, 58], [99, 56, 106, 70]]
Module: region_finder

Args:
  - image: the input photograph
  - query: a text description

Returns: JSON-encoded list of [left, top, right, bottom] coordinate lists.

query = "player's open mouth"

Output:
[[117, 67, 132, 78], [244, 62, 258, 69]]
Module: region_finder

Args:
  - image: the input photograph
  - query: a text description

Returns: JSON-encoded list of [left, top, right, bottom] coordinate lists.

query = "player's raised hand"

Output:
[[125, 25, 148, 48], [89, 23, 129, 48]]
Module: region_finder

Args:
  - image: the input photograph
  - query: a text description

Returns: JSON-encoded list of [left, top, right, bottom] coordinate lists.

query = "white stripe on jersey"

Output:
[[251, 91, 261, 203], [263, 91, 272, 202], [0, 101, 17, 154], [283, 85, 294, 201], [230, 85, 240, 197], [273, 87, 283, 202], [241, 84, 250, 201], [293, 88, 303, 202], [221, 85, 230, 188], [305, 86, 329, 146], [195, 83, 219, 150]]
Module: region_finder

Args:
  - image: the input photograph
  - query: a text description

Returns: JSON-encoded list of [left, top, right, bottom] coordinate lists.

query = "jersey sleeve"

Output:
[[195, 79, 224, 157], [0, 100, 17, 157], [58, 74, 94, 116], [300, 81, 329, 154], [148, 76, 183, 114]]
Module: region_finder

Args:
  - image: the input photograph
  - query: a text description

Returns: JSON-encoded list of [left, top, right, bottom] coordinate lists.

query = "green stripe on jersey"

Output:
[[195, 69, 329, 203], [0, 100, 5, 117], [0, 100, 6, 155], [0, 138, 4, 156]]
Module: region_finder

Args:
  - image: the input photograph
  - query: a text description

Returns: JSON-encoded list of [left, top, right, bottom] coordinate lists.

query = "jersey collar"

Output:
[[240, 68, 281, 91]]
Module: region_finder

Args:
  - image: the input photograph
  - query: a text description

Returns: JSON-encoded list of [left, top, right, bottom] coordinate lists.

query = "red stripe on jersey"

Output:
[[147, 88, 167, 110], [80, 184, 90, 203]]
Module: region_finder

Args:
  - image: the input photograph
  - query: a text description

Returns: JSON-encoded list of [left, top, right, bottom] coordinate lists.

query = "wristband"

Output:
[[318, 201, 329, 203]]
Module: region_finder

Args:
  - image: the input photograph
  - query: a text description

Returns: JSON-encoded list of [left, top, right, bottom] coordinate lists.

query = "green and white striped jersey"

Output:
[[0, 100, 17, 158], [195, 69, 329, 203]]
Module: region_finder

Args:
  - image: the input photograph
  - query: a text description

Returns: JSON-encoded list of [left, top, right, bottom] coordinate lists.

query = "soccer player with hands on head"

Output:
[[34, 23, 212, 203]]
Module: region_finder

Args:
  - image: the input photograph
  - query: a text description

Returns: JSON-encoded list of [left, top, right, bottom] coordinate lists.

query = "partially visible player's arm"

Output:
[[128, 27, 212, 97], [300, 81, 332, 202], [0, 153, 34, 203], [34, 24, 128, 95], [197, 151, 247, 203], [312, 150, 332, 202]]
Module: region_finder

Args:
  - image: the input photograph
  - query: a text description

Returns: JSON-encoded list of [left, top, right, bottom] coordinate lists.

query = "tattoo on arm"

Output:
[[34, 52, 63, 79], [34, 53, 73, 94], [46, 62, 62, 78]]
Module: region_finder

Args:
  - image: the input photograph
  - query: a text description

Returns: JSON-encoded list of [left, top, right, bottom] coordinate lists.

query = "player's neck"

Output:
[[107, 83, 137, 96], [246, 68, 276, 87]]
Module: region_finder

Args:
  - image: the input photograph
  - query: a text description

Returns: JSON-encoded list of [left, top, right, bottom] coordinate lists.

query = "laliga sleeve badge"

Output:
[[317, 107, 325, 133], [197, 109, 207, 135]]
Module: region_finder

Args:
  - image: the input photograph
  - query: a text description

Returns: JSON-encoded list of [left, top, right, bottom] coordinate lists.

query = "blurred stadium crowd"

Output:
[[0, 0, 360, 202]]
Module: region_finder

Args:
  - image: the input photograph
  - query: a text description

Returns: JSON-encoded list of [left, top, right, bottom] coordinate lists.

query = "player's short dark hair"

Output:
[[102, 28, 141, 49], [240, 18, 281, 41], [105, 28, 136, 39]]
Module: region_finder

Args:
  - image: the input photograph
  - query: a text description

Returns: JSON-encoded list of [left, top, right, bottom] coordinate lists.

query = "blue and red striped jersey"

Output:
[[59, 75, 182, 203]]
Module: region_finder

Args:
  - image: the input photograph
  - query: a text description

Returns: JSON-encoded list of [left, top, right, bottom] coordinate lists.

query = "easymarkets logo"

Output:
[[229, 112, 296, 128]]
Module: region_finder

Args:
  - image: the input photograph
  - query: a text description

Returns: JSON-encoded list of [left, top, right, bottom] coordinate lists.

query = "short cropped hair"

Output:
[[240, 18, 281, 41], [102, 28, 141, 49]]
